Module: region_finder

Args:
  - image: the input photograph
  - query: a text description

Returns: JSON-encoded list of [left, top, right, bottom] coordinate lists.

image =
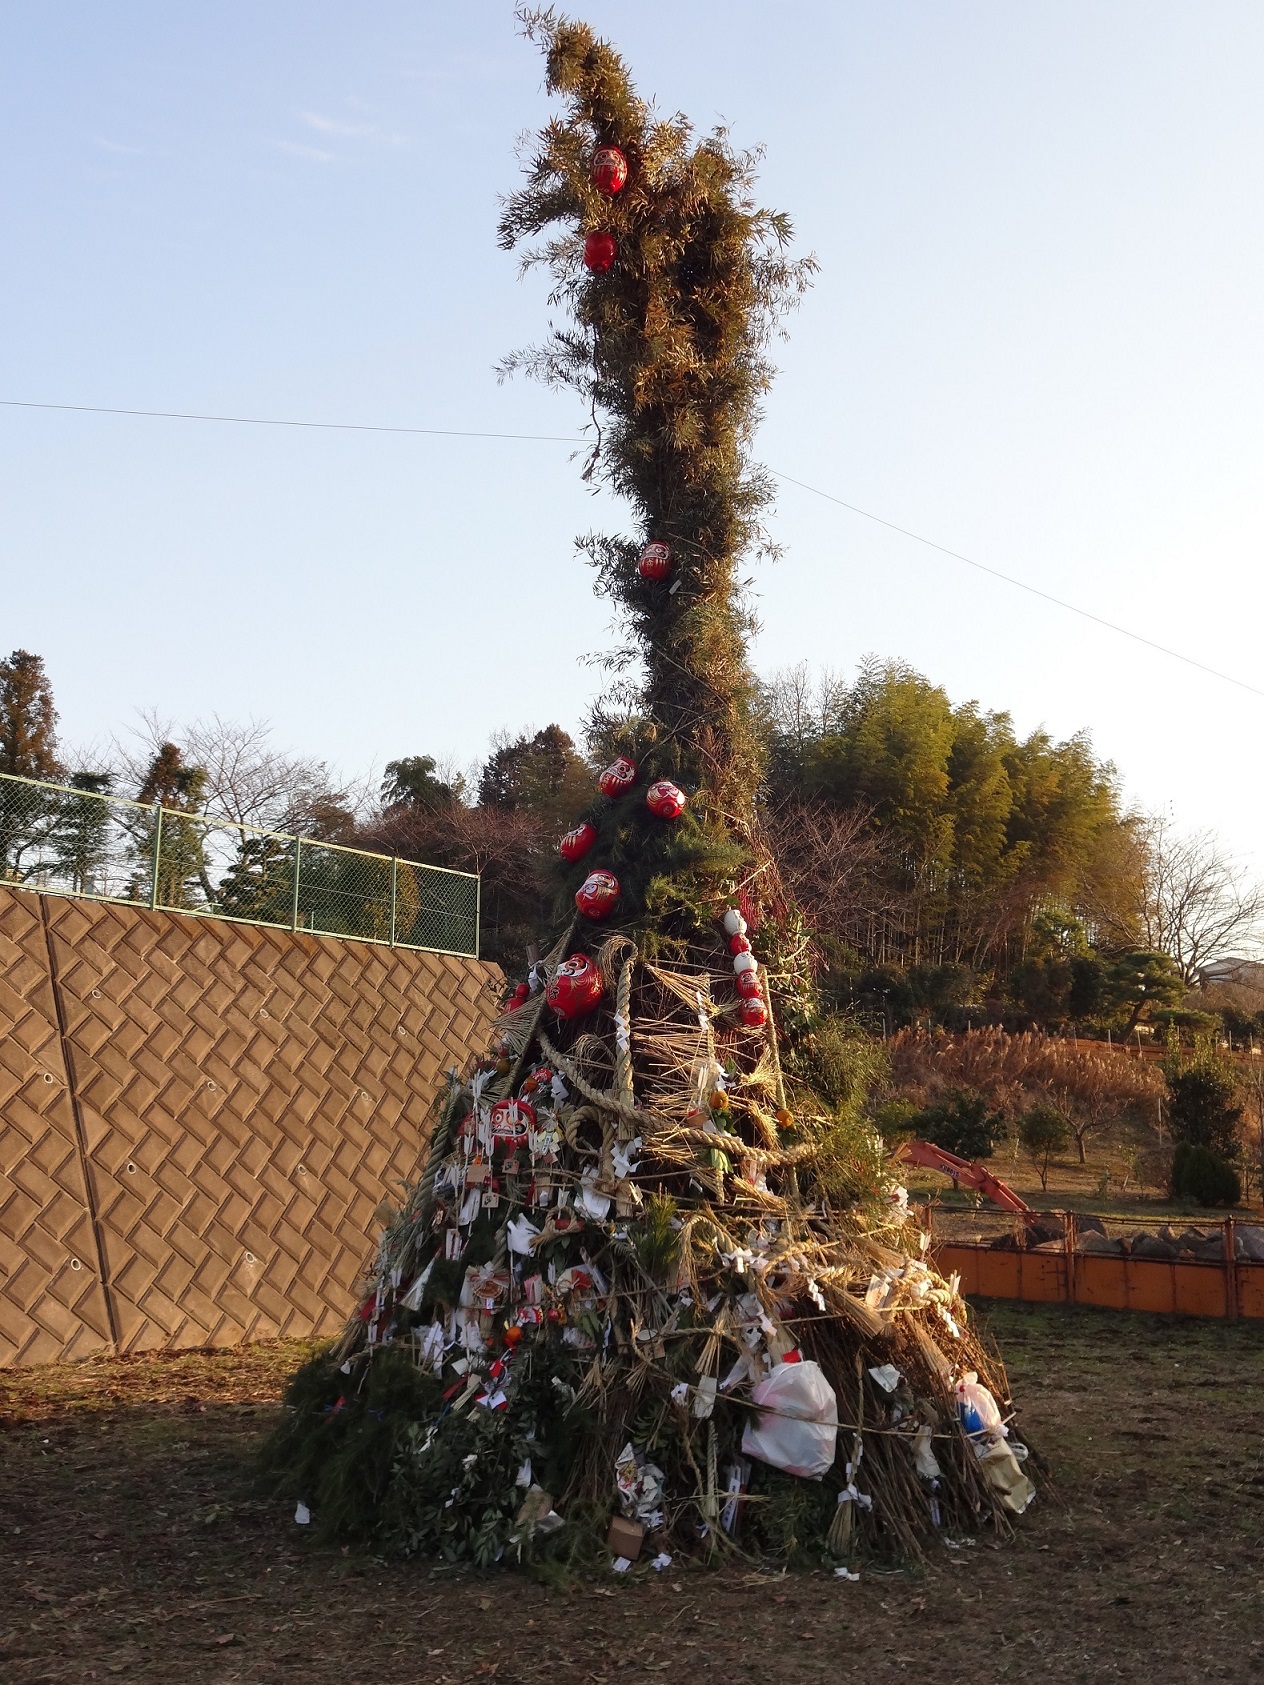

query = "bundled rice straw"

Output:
[[261, 926, 1033, 1567]]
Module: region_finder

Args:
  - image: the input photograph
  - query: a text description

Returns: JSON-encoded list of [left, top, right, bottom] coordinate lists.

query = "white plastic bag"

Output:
[[740, 1359, 839, 1479], [954, 1372, 1005, 1446]]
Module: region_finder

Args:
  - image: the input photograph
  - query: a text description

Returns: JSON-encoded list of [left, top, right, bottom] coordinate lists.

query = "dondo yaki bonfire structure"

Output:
[[262, 15, 1034, 1570]]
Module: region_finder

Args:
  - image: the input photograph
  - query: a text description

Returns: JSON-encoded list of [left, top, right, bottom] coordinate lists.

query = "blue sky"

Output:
[[3, 2, 1263, 865]]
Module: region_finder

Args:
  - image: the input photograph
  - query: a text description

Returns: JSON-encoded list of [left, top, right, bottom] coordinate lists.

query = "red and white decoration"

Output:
[[575, 868, 620, 920], [559, 821, 597, 862], [490, 1098, 535, 1144], [722, 909, 766, 1032], [637, 540, 673, 582], [583, 231, 617, 273], [546, 953, 606, 1019], [591, 145, 628, 195], [598, 756, 638, 798], [645, 779, 686, 820]]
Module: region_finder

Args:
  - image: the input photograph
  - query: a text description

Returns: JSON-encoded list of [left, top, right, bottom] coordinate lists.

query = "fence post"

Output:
[[474, 872, 481, 960], [290, 838, 302, 932], [389, 857, 398, 947], [148, 802, 163, 910], [1224, 1217, 1238, 1322], [1065, 1209, 1078, 1307]]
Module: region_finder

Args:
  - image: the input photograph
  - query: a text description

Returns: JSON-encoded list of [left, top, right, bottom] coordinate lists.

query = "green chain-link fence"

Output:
[[0, 771, 479, 957]]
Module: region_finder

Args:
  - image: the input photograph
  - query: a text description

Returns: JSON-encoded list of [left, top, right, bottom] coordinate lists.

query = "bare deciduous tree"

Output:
[[114, 709, 364, 838], [359, 799, 544, 969], [1135, 813, 1264, 984], [763, 797, 886, 943], [760, 661, 849, 757]]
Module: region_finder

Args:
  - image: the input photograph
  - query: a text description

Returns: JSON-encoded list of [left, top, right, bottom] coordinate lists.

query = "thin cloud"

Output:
[[274, 139, 336, 164], [94, 137, 144, 155], [302, 111, 404, 145]]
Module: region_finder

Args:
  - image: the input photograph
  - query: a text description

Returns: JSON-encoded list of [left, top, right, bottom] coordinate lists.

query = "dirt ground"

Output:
[[2, 1304, 1262, 1685]]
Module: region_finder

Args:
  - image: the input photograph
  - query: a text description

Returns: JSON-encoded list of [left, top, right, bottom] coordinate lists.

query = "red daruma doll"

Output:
[[645, 779, 686, 820], [559, 821, 597, 862], [575, 869, 620, 920], [583, 231, 617, 273], [598, 757, 638, 798], [590, 145, 628, 195], [546, 954, 605, 1020], [638, 541, 673, 582]]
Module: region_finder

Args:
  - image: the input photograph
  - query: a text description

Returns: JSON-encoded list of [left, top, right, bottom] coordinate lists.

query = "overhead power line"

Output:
[[5, 394, 1259, 702], [770, 470, 1264, 703], [0, 397, 577, 444]]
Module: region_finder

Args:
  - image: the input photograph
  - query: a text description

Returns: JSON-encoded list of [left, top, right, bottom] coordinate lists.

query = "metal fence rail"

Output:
[[0, 771, 479, 957]]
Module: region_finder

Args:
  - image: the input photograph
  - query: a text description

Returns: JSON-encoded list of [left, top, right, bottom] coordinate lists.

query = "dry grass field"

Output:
[[2, 1303, 1262, 1684]]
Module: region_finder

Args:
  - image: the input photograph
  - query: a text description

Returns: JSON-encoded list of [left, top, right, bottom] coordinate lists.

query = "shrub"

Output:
[[1017, 1104, 1070, 1191], [913, 1089, 1006, 1161], [1170, 1142, 1241, 1208], [1166, 1062, 1242, 1159], [871, 1097, 919, 1143]]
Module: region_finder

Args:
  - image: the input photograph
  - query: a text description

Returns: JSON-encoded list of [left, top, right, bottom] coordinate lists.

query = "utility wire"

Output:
[[0, 397, 578, 444], [770, 470, 1264, 703], [5, 394, 1259, 702]]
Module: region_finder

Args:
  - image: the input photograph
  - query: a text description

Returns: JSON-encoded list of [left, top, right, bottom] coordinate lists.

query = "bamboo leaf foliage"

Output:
[[498, 9, 817, 846]]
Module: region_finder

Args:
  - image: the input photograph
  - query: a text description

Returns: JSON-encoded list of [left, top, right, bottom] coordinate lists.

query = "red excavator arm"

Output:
[[894, 1139, 1034, 1216]]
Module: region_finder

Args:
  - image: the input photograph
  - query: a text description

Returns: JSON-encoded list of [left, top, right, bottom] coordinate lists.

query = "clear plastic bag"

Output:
[[740, 1359, 839, 1479], [954, 1372, 1005, 1445]]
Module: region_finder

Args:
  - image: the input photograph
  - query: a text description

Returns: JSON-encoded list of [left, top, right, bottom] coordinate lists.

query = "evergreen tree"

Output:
[[476, 724, 592, 839], [1165, 1054, 1242, 1159], [478, 726, 582, 812], [382, 755, 463, 812], [914, 1089, 1007, 1162], [134, 742, 209, 909], [1105, 949, 1184, 1033], [214, 831, 297, 924], [0, 649, 60, 779], [0, 649, 62, 880], [50, 771, 115, 894]]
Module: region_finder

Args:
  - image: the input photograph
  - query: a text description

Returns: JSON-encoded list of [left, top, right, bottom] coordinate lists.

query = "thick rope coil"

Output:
[[614, 956, 636, 1114], [537, 1025, 644, 1126]]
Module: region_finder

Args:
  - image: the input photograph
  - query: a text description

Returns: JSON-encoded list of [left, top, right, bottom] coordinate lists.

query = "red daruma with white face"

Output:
[[490, 1098, 535, 1144], [637, 541, 673, 582], [598, 756, 638, 798], [645, 779, 686, 820], [546, 954, 606, 1020], [575, 869, 620, 920], [558, 821, 597, 862], [590, 145, 628, 195], [737, 995, 768, 1029]]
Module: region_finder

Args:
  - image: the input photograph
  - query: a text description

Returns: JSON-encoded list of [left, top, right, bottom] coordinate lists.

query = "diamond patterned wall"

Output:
[[0, 886, 500, 1366], [0, 892, 115, 1366]]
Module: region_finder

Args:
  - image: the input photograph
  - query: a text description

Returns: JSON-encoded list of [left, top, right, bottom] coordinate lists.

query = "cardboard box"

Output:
[[606, 1516, 646, 1561]]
